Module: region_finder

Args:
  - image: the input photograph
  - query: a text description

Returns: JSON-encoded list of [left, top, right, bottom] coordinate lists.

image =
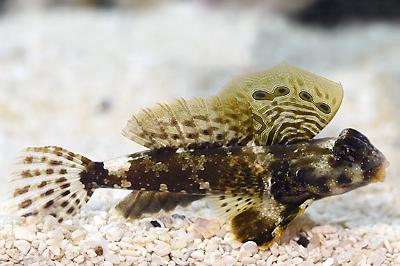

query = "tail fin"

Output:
[[6, 146, 92, 223]]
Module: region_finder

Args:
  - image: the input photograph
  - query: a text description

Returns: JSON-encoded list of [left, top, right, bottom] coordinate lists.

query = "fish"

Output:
[[6, 64, 388, 247]]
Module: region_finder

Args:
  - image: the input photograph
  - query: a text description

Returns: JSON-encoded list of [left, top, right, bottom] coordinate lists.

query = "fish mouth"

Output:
[[372, 159, 389, 183]]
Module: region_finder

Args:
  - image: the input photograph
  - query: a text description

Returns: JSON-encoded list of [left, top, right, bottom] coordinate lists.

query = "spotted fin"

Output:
[[6, 146, 93, 223], [115, 190, 204, 219], [122, 96, 254, 149], [220, 64, 343, 145], [205, 193, 263, 220]]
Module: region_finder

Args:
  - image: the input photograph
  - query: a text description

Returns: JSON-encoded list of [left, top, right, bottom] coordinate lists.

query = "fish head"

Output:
[[330, 128, 389, 192]]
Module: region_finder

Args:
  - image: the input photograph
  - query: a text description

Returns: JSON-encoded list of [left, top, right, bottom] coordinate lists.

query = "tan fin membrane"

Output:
[[122, 96, 254, 149]]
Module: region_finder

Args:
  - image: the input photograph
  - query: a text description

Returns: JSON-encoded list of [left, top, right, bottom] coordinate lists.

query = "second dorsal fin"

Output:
[[122, 97, 254, 149], [220, 64, 343, 145]]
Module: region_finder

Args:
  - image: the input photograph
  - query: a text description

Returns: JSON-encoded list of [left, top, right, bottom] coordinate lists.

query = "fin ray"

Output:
[[6, 146, 92, 222], [115, 190, 204, 219], [122, 96, 254, 149]]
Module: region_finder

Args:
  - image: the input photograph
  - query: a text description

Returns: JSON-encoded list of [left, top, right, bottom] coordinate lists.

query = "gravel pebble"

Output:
[[105, 253, 120, 264], [190, 218, 221, 239], [71, 229, 87, 243], [150, 221, 162, 227], [241, 256, 256, 264], [191, 250, 205, 260], [120, 249, 140, 257], [170, 237, 187, 250], [241, 241, 258, 255], [48, 245, 61, 256], [106, 226, 124, 242], [153, 241, 171, 257], [151, 254, 168, 266], [322, 257, 335, 266], [13, 240, 30, 255], [205, 238, 220, 252], [292, 257, 304, 265], [223, 255, 235, 266], [299, 261, 314, 266], [48, 230, 64, 244], [14, 226, 36, 241], [224, 233, 242, 249], [74, 255, 85, 264]]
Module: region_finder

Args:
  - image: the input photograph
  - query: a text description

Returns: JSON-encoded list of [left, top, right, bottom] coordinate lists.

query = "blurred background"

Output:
[[0, 0, 400, 226]]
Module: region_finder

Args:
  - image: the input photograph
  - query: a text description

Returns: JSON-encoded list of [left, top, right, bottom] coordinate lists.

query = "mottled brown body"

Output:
[[83, 130, 378, 203], [84, 146, 267, 195]]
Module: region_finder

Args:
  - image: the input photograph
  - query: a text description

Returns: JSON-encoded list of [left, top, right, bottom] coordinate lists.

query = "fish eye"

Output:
[[252, 90, 268, 100], [299, 91, 313, 102], [275, 86, 290, 96], [317, 102, 331, 114]]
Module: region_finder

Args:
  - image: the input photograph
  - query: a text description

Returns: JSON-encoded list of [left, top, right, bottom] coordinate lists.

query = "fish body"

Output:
[[7, 64, 389, 246], [84, 130, 384, 200]]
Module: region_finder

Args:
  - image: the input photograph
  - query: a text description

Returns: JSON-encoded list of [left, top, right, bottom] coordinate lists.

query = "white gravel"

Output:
[[0, 212, 399, 265], [1, 2, 400, 265]]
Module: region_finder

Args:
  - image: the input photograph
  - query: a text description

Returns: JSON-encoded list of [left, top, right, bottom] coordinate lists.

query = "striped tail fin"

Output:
[[6, 146, 93, 223]]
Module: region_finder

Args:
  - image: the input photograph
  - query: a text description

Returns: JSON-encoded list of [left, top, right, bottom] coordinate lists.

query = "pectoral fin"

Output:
[[231, 198, 314, 246]]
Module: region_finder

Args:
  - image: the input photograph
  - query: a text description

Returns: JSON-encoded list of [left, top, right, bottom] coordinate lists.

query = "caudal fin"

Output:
[[6, 146, 92, 223]]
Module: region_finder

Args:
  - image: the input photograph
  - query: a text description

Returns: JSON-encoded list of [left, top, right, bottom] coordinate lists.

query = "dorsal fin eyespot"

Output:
[[220, 64, 343, 146]]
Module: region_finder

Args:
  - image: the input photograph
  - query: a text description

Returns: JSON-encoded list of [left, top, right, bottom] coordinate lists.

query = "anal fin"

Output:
[[115, 191, 204, 219]]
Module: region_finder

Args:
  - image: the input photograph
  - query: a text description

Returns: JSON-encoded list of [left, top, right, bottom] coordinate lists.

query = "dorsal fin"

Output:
[[123, 64, 343, 149], [122, 96, 254, 149]]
